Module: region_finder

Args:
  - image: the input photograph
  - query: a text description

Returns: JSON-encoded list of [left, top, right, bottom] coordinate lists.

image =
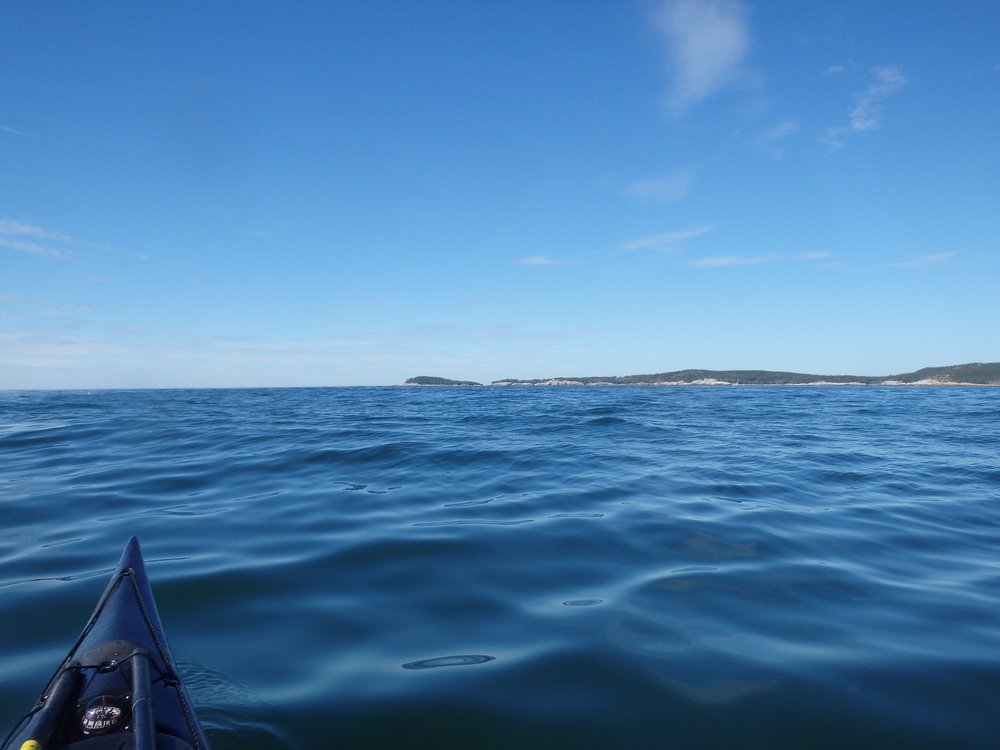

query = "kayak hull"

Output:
[[3, 538, 209, 750]]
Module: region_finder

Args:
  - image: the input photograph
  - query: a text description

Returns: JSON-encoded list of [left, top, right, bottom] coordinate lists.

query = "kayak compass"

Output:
[[80, 697, 126, 736]]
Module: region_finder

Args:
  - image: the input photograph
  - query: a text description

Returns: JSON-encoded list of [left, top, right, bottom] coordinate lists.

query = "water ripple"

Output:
[[402, 655, 497, 670]]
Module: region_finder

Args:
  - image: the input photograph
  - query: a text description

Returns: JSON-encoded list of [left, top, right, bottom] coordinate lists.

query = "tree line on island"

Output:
[[405, 376, 484, 386], [404, 363, 1000, 386]]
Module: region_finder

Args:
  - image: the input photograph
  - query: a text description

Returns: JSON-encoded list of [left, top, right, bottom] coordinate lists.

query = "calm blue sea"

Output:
[[2, 386, 999, 748]]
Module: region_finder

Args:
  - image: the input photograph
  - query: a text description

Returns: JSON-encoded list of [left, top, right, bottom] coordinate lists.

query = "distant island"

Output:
[[403, 376, 483, 386], [403, 363, 1000, 387]]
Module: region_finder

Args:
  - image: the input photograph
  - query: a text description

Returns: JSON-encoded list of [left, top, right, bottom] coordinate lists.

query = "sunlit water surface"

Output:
[[2, 386, 999, 748]]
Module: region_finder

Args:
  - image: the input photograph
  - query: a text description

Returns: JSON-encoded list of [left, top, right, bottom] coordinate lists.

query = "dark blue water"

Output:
[[2, 386, 999, 748]]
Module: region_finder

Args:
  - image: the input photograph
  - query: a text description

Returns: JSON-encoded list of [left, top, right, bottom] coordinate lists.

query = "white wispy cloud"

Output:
[[93, 242, 157, 263], [206, 335, 379, 352], [849, 65, 907, 130], [0, 237, 72, 259], [0, 123, 28, 137], [515, 254, 569, 266], [0, 219, 156, 264], [0, 219, 72, 242], [654, 0, 751, 113], [688, 254, 776, 267], [824, 65, 907, 148], [623, 170, 695, 203], [887, 252, 956, 268], [0, 219, 74, 258], [0, 332, 129, 363], [688, 251, 831, 268], [621, 225, 713, 253], [0, 292, 94, 318], [752, 119, 799, 158]]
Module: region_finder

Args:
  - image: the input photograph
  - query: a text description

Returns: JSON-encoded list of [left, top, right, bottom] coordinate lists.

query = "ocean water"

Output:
[[1, 386, 999, 749]]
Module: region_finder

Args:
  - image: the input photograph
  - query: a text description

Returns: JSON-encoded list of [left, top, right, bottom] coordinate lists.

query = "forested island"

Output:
[[404, 376, 483, 386], [404, 363, 1000, 387]]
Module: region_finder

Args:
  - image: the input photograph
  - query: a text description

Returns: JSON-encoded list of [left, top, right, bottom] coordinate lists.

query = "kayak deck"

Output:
[[3, 538, 209, 750]]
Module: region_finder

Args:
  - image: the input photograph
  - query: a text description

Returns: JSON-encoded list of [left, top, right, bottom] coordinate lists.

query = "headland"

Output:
[[403, 362, 1000, 387]]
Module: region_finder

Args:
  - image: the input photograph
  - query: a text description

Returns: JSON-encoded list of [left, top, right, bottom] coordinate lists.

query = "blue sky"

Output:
[[2, 0, 998, 388]]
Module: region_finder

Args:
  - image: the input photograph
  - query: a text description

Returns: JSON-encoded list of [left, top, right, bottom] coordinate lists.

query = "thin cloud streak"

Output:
[[0, 219, 73, 242], [0, 293, 93, 318], [621, 225, 713, 252], [0, 219, 160, 265], [0, 237, 72, 259], [0, 332, 130, 361], [752, 119, 799, 158], [824, 65, 907, 148], [206, 336, 379, 352], [888, 252, 956, 268], [654, 0, 750, 113], [688, 254, 777, 267], [0, 219, 74, 258], [623, 170, 694, 203], [515, 255, 568, 266], [0, 123, 28, 136], [849, 65, 907, 131], [688, 251, 831, 268]]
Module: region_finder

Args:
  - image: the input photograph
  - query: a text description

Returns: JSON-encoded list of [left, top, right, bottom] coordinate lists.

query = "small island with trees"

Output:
[[403, 363, 1000, 387], [403, 376, 483, 386]]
